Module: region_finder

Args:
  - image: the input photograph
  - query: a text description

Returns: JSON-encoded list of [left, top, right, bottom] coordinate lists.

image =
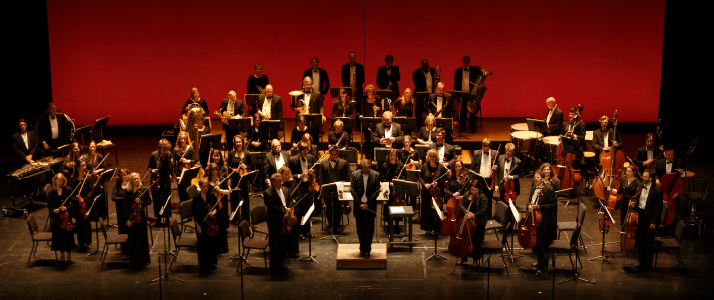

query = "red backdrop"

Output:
[[47, 0, 664, 127]]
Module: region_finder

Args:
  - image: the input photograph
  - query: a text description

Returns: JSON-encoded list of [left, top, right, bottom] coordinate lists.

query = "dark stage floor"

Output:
[[2, 131, 713, 300]]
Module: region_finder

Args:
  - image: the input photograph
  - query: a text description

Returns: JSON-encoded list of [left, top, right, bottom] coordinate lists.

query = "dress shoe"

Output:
[[299, 234, 305, 240], [470, 128, 476, 134], [286, 253, 298, 258], [359, 252, 364, 257], [364, 253, 370, 259]]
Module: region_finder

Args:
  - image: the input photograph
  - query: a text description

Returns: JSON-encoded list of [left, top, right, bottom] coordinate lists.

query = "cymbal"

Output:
[[289, 90, 304, 96]]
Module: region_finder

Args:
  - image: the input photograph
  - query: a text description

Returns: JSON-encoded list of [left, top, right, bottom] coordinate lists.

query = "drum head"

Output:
[[510, 123, 528, 132], [542, 136, 561, 146]]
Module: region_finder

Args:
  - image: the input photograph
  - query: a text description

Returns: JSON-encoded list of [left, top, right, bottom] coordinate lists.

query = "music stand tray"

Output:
[[526, 118, 548, 133], [263, 120, 282, 141], [360, 117, 382, 131], [393, 117, 416, 134], [227, 117, 252, 132], [318, 183, 341, 243], [333, 117, 354, 132], [179, 167, 201, 185], [244, 94, 261, 107], [200, 133, 223, 151], [435, 118, 453, 131], [248, 152, 267, 167], [338, 149, 358, 164], [374, 148, 391, 163], [300, 113, 324, 129], [406, 170, 420, 182], [415, 145, 430, 161]]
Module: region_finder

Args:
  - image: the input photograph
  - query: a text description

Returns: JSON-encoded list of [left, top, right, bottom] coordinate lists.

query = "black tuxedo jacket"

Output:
[[294, 91, 325, 114], [182, 98, 209, 115], [633, 184, 663, 227], [428, 142, 456, 165], [376, 65, 401, 92], [341, 63, 365, 97], [12, 131, 38, 162], [288, 153, 317, 194], [263, 151, 291, 181], [36, 113, 71, 146], [453, 66, 481, 91], [471, 149, 499, 174], [528, 184, 557, 226], [303, 68, 330, 95], [654, 157, 684, 180], [255, 95, 283, 120], [426, 93, 455, 118], [412, 67, 437, 93], [495, 155, 523, 196], [263, 186, 292, 232], [545, 106, 563, 136], [592, 128, 623, 154], [372, 123, 404, 147], [319, 157, 350, 185], [560, 121, 586, 141], [350, 169, 380, 218], [219, 98, 246, 118], [634, 146, 663, 172]]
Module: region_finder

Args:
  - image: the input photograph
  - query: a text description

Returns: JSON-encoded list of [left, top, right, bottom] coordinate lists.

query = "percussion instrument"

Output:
[[510, 131, 542, 155], [510, 123, 528, 132]]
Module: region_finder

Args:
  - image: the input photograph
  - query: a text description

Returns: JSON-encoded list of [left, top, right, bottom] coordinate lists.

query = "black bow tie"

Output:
[[506, 159, 511, 163], [302, 158, 306, 162], [464, 68, 469, 72], [313, 69, 318, 73], [50, 116, 55, 120], [667, 161, 673, 164], [331, 159, 337, 163], [304, 91, 311, 95]]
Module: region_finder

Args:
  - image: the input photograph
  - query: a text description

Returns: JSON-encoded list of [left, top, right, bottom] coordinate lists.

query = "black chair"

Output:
[[654, 220, 686, 269], [26, 214, 54, 265], [250, 205, 269, 239], [237, 220, 269, 273], [556, 202, 587, 253], [656, 202, 670, 237], [484, 201, 508, 240], [684, 177, 708, 236], [169, 219, 198, 270], [99, 218, 128, 268], [549, 221, 584, 273], [479, 222, 512, 275], [179, 199, 195, 233]]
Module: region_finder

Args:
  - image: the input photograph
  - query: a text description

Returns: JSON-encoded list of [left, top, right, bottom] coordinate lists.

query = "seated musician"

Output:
[[427, 82, 456, 142], [247, 62, 269, 95], [12, 119, 37, 165], [182, 87, 208, 116], [457, 180, 489, 264], [561, 107, 589, 184], [290, 115, 311, 149], [60, 141, 82, 179], [454, 56, 480, 134], [420, 149, 449, 235], [288, 142, 317, 240], [399, 135, 419, 167], [630, 169, 663, 271], [255, 84, 283, 121], [380, 149, 405, 234], [350, 159, 380, 258], [332, 88, 355, 119], [192, 178, 219, 271], [428, 128, 455, 166], [293, 77, 326, 135], [362, 84, 383, 118], [592, 115, 623, 158], [634, 133, 664, 174], [654, 147, 686, 187], [219, 90, 246, 147], [471, 138, 498, 217], [372, 111, 404, 149], [394, 88, 414, 117], [529, 170, 557, 275], [608, 164, 641, 231], [544, 97, 563, 136], [298, 132, 318, 157], [376, 54, 400, 93], [148, 139, 174, 225], [328, 119, 352, 150], [246, 112, 269, 151], [264, 172, 293, 275], [417, 114, 438, 145], [493, 142, 522, 202], [37, 102, 71, 152]]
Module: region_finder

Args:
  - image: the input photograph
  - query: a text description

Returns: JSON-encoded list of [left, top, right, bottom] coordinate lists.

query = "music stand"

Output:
[[393, 117, 416, 135], [300, 113, 323, 139], [415, 145, 430, 162], [527, 118, 549, 166], [338, 149, 358, 164], [393, 179, 419, 243], [97, 168, 116, 225], [201, 133, 222, 150], [435, 118, 453, 132], [425, 197, 448, 261], [244, 94, 261, 113], [375, 148, 390, 163], [178, 167, 200, 186], [333, 117, 354, 133], [298, 204, 318, 263], [55, 144, 71, 159], [263, 120, 282, 141], [318, 183, 341, 243], [228, 117, 252, 134], [74, 124, 93, 147]]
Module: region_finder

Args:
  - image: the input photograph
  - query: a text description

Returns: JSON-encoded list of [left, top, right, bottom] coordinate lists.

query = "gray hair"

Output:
[[360, 159, 371, 168], [270, 173, 282, 182]]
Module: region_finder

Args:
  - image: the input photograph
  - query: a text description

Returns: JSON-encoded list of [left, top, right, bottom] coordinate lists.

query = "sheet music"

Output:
[[390, 206, 405, 213], [508, 201, 521, 223], [377, 182, 390, 201], [336, 182, 353, 201], [433, 198, 444, 220], [301, 203, 315, 225]]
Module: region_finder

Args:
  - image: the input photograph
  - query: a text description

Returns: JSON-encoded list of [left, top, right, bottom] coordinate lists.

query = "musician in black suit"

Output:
[[318, 146, 350, 234], [288, 142, 317, 238], [427, 83, 455, 142], [263, 139, 291, 187], [412, 59, 439, 129], [630, 169, 663, 271], [148, 139, 174, 225], [37, 102, 71, 152], [264, 173, 293, 275], [460, 181, 489, 263], [254, 84, 283, 121], [471, 138, 499, 217], [543, 97, 563, 136], [219, 90, 247, 148], [341, 52, 365, 121], [654, 147, 686, 185], [592, 115, 623, 158], [182, 87, 209, 115], [634, 133, 664, 174], [376, 55, 400, 92], [529, 170, 557, 275], [372, 111, 405, 149], [12, 119, 37, 164], [493, 143, 523, 198], [303, 57, 330, 95], [561, 107, 589, 184], [454, 56, 481, 133], [351, 159, 381, 258], [428, 129, 455, 165], [294, 77, 326, 139]]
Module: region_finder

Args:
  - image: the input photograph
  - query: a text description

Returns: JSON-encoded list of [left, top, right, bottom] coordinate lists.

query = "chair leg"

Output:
[[500, 249, 509, 274], [568, 252, 576, 272], [494, 229, 500, 240], [655, 250, 659, 268], [579, 235, 587, 254], [676, 249, 685, 268], [28, 241, 36, 265]]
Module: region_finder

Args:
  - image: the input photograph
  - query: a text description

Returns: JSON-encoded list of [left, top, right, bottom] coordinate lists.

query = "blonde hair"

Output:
[[401, 88, 413, 104], [125, 172, 141, 191], [427, 149, 439, 160], [52, 173, 67, 190], [175, 131, 189, 150], [365, 84, 375, 96], [425, 114, 436, 129]]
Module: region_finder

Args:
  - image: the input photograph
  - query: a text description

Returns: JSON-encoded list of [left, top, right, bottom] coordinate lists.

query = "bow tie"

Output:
[[667, 161, 673, 164], [304, 91, 311, 95], [302, 158, 307, 162], [331, 159, 337, 163], [50, 116, 55, 120], [505, 159, 511, 163], [313, 69, 318, 73], [464, 68, 469, 72]]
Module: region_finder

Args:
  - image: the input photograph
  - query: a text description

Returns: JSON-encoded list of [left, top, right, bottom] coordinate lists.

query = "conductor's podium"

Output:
[[336, 243, 387, 269]]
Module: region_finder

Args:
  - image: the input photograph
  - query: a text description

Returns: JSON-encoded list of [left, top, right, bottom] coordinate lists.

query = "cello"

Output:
[[441, 171, 474, 235], [556, 104, 583, 189], [518, 186, 546, 249], [621, 187, 641, 253], [592, 111, 625, 232], [659, 139, 698, 226], [448, 196, 477, 259]]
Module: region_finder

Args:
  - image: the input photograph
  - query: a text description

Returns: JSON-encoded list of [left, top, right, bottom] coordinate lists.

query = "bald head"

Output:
[[546, 97, 556, 109]]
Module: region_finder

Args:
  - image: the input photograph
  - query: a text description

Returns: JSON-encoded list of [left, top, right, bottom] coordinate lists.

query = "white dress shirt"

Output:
[[50, 116, 58, 139], [361, 173, 369, 203], [638, 183, 652, 209], [424, 71, 433, 93], [462, 68, 470, 91], [480, 151, 491, 178], [262, 97, 272, 119], [277, 187, 286, 206]]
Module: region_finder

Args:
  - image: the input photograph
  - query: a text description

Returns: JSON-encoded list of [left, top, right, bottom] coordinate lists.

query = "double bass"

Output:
[[518, 186, 546, 249], [555, 104, 583, 189], [441, 171, 474, 235], [621, 187, 641, 253], [659, 139, 698, 226], [592, 111, 625, 232]]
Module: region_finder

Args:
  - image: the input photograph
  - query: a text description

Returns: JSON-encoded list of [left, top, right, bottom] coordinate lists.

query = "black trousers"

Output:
[[459, 102, 476, 131], [636, 225, 656, 267], [268, 230, 288, 269], [355, 212, 375, 253], [535, 223, 555, 269]]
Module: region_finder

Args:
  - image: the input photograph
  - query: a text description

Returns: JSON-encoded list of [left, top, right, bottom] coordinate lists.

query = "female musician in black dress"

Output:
[[536, 163, 561, 192], [362, 84, 383, 117], [193, 178, 219, 270], [247, 112, 269, 151], [420, 149, 449, 234], [290, 115, 311, 148], [174, 131, 197, 202], [417, 114, 438, 145], [444, 159, 469, 200], [246, 63, 269, 95], [227, 135, 251, 222], [394, 88, 415, 117], [380, 149, 405, 234], [206, 163, 230, 254], [149, 139, 174, 225], [81, 141, 107, 220], [609, 164, 641, 230], [182, 87, 208, 115], [279, 166, 300, 257], [209, 148, 227, 176], [60, 141, 82, 178], [332, 88, 354, 118], [399, 136, 419, 166], [71, 160, 94, 248], [111, 168, 130, 253], [124, 172, 151, 266], [48, 173, 74, 262]]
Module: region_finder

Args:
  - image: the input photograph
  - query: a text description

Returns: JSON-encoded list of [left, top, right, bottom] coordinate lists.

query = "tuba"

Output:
[[468, 67, 492, 113]]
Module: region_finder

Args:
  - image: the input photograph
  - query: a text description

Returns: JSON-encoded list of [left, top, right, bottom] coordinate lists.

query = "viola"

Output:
[[60, 210, 73, 232], [281, 207, 298, 235], [518, 186, 546, 249], [660, 139, 697, 225], [448, 196, 477, 258], [130, 182, 157, 224], [428, 168, 451, 209], [342, 202, 352, 215], [75, 173, 92, 220], [151, 155, 161, 191], [206, 212, 220, 235], [621, 187, 641, 253]]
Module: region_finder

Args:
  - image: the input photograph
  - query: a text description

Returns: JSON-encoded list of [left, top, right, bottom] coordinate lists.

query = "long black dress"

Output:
[[193, 193, 219, 269], [461, 191, 488, 260], [174, 146, 197, 202], [124, 186, 152, 266], [48, 186, 75, 252], [419, 162, 448, 232], [111, 181, 129, 253], [246, 75, 269, 95], [246, 124, 269, 152], [209, 179, 230, 254], [70, 175, 94, 247], [227, 150, 252, 222], [82, 153, 106, 220], [617, 177, 641, 230]]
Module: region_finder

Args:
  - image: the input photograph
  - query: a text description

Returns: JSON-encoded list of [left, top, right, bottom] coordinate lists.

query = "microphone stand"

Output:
[[149, 195, 183, 284]]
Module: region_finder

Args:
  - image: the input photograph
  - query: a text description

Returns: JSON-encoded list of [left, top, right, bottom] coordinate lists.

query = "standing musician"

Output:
[[70, 160, 94, 248], [529, 170, 557, 275], [332, 88, 355, 119], [544, 97, 563, 136], [264, 139, 291, 188], [412, 59, 439, 129], [318, 146, 350, 235], [148, 139, 174, 225], [37, 102, 71, 152], [445, 159, 468, 202], [174, 131, 197, 202], [60, 141, 82, 178], [380, 149, 405, 234], [471, 138, 498, 218], [290, 115, 312, 148], [362, 84, 384, 117], [427, 83, 455, 142], [303, 57, 330, 95], [219, 90, 247, 148], [341, 52, 365, 122], [654, 147, 686, 186], [81, 141, 107, 220], [246, 63, 269, 95], [48, 173, 74, 262], [206, 163, 230, 254], [182, 87, 208, 116], [420, 149, 449, 235], [12, 119, 37, 165], [428, 129, 456, 166], [255, 84, 283, 121], [294, 77, 326, 138], [373, 111, 405, 149], [592, 115, 624, 158], [246, 112, 269, 151], [124, 172, 151, 267], [377, 54, 401, 92], [394, 88, 415, 117], [288, 142, 317, 240], [630, 169, 663, 271], [561, 107, 589, 183], [111, 168, 130, 254], [454, 56, 480, 134], [279, 167, 301, 255], [459, 181, 489, 264], [536, 163, 561, 193], [192, 178, 220, 271], [264, 173, 293, 275], [351, 159, 381, 258], [328, 119, 352, 151], [609, 165, 641, 231], [226, 135, 251, 221], [417, 114, 438, 145], [494, 143, 523, 205], [634, 133, 664, 174]]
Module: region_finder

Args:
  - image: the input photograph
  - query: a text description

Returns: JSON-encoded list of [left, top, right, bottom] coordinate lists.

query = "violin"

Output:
[[75, 171, 92, 220], [448, 194, 477, 258], [501, 166, 519, 204], [518, 186, 546, 249], [282, 192, 311, 234], [621, 187, 641, 253], [489, 144, 501, 191], [130, 181, 157, 224], [660, 138, 697, 226], [59, 182, 83, 231], [428, 170, 450, 209]]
